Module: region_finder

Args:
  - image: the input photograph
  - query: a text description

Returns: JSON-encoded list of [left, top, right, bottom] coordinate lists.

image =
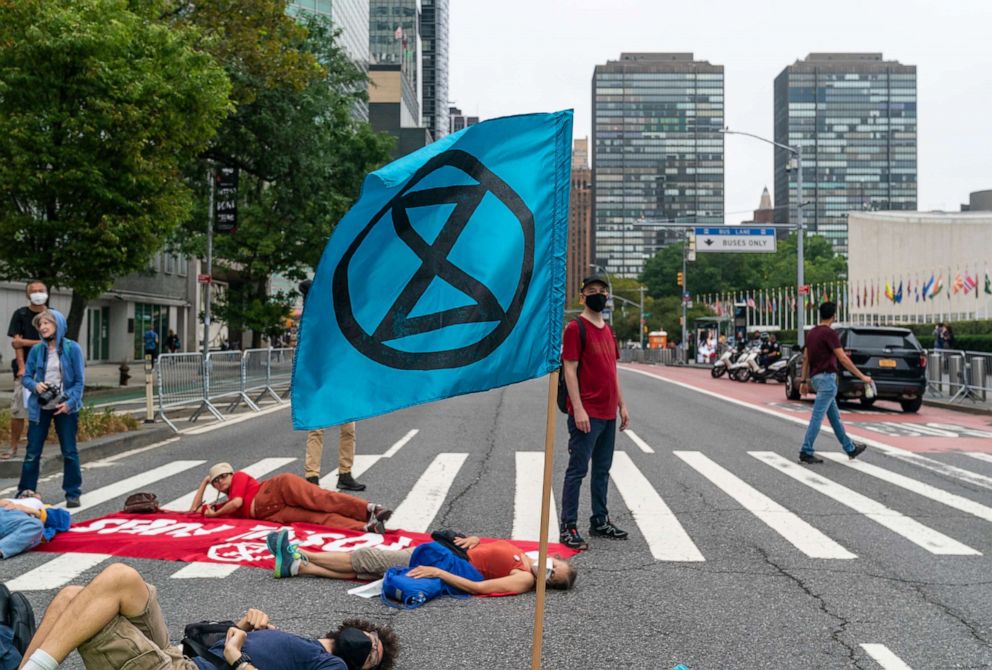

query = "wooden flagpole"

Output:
[[530, 369, 559, 670]]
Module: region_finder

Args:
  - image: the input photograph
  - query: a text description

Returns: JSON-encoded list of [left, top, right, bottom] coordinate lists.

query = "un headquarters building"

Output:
[[774, 53, 917, 254], [592, 53, 724, 279]]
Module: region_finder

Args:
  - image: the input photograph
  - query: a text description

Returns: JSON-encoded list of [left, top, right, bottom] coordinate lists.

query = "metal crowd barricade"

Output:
[[206, 351, 259, 413], [267, 347, 294, 399], [242, 348, 279, 405], [924, 349, 992, 406], [156, 352, 219, 432]]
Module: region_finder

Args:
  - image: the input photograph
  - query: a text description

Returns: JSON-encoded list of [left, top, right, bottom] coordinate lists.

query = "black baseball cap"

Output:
[[581, 274, 609, 290]]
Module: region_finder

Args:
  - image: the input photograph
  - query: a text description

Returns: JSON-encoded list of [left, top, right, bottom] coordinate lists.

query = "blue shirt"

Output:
[[192, 629, 346, 670], [144, 330, 158, 350]]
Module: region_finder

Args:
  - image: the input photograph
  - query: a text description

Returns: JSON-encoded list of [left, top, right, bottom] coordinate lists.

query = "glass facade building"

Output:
[[773, 53, 917, 254], [420, 0, 449, 139], [592, 53, 724, 278], [369, 0, 421, 125]]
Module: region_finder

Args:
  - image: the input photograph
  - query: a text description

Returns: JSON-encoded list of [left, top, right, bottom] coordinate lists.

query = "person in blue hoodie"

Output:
[[0, 489, 71, 559], [17, 309, 85, 507]]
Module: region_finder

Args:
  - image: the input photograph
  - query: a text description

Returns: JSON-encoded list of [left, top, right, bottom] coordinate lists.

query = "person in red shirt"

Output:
[[264, 528, 577, 594], [189, 462, 392, 533], [558, 275, 630, 550], [797, 302, 870, 464]]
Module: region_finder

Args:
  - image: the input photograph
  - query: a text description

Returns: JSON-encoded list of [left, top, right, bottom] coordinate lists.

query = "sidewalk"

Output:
[[1, 362, 148, 407]]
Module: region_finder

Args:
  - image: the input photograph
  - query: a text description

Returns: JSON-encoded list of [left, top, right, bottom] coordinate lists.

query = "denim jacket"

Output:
[[20, 309, 84, 421]]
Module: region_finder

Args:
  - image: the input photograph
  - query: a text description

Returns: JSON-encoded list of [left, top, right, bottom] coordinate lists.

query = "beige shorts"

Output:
[[10, 385, 26, 420], [78, 583, 198, 670], [350, 547, 414, 581]]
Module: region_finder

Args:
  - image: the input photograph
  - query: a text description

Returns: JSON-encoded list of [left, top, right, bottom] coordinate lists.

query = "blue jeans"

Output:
[[801, 373, 856, 455], [560, 416, 616, 528], [19, 409, 81, 498], [0, 508, 43, 558]]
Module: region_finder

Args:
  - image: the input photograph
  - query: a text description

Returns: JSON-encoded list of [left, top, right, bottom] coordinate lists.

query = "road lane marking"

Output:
[[163, 458, 296, 511], [171, 563, 241, 579], [181, 402, 290, 435], [750, 452, 981, 555], [7, 553, 110, 591], [512, 452, 559, 543], [388, 453, 468, 533], [624, 430, 655, 454], [622, 367, 992, 491], [675, 451, 855, 559], [860, 643, 913, 669], [55, 460, 206, 514], [320, 455, 382, 489], [821, 453, 992, 523], [383, 429, 419, 458], [610, 451, 704, 561], [966, 453, 992, 465]]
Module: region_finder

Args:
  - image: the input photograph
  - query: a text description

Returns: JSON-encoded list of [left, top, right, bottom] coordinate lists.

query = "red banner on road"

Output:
[[34, 513, 576, 569]]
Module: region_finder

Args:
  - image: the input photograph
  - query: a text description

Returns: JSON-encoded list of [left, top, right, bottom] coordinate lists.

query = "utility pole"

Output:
[[795, 149, 806, 347], [681, 243, 688, 358], [203, 166, 214, 357], [639, 286, 646, 350]]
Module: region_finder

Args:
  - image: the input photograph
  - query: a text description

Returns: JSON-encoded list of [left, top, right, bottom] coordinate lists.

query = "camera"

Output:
[[38, 385, 67, 406]]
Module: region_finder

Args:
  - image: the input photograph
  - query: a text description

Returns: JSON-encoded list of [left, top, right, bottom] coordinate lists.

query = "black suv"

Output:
[[784, 325, 928, 413]]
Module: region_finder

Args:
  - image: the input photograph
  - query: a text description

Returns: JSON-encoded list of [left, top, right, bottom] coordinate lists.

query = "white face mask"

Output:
[[29, 292, 48, 306]]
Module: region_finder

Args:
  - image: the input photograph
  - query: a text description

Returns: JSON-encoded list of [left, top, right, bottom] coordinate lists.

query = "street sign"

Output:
[[197, 274, 212, 284], [798, 284, 811, 296], [694, 227, 776, 253]]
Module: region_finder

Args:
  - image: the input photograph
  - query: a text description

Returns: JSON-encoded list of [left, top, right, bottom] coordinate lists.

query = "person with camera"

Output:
[[17, 309, 85, 508]]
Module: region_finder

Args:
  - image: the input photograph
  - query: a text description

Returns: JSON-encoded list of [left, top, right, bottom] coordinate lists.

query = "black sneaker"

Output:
[[559, 525, 588, 550], [847, 442, 868, 460], [305, 476, 319, 485], [798, 452, 823, 464], [337, 472, 366, 491], [65, 497, 80, 508], [589, 519, 628, 540]]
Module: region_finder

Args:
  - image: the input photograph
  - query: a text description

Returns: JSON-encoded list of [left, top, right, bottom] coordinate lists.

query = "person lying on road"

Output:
[[265, 528, 578, 594], [0, 490, 70, 559], [17, 562, 399, 670], [188, 462, 392, 533]]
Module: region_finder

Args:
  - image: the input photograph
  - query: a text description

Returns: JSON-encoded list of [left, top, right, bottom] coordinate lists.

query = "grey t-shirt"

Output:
[[42, 350, 62, 409]]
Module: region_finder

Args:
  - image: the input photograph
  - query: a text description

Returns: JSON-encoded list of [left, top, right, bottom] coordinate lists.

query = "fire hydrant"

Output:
[[119, 363, 131, 386]]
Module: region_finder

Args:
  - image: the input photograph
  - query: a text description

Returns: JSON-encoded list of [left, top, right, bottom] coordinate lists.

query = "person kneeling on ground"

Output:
[[266, 529, 578, 595], [17, 563, 398, 670], [188, 463, 392, 533], [0, 490, 70, 560]]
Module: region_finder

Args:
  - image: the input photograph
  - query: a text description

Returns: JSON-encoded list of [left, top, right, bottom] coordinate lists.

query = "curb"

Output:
[[922, 399, 992, 416], [0, 423, 175, 480]]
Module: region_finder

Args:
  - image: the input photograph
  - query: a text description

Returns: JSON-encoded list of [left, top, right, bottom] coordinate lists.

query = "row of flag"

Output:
[[868, 270, 992, 307]]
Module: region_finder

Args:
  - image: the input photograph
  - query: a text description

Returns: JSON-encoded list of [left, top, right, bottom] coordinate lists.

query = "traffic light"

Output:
[[677, 272, 684, 287]]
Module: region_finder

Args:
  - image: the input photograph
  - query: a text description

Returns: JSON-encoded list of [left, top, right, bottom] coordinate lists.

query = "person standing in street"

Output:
[[4, 281, 47, 460], [797, 302, 870, 464], [143, 325, 159, 362], [18, 309, 85, 507], [559, 274, 630, 550]]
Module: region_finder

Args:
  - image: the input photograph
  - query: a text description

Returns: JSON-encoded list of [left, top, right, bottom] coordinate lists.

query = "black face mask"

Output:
[[584, 293, 608, 313], [335, 627, 372, 670]]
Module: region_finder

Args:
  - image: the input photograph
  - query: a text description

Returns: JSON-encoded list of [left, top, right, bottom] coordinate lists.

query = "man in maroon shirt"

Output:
[[798, 302, 870, 464], [559, 275, 630, 549]]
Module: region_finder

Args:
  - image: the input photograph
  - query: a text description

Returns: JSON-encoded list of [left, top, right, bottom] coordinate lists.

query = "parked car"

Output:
[[785, 325, 927, 413]]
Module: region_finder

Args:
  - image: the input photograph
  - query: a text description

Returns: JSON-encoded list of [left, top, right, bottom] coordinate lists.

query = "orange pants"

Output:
[[251, 473, 369, 530]]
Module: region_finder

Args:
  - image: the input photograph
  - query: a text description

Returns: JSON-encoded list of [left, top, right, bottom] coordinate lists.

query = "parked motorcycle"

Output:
[[736, 349, 788, 383], [711, 348, 739, 378], [728, 347, 758, 381]]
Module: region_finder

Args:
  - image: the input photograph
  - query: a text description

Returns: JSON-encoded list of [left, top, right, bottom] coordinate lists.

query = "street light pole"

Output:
[[639, 286, 645, 350], [681, 243, 688, 356]]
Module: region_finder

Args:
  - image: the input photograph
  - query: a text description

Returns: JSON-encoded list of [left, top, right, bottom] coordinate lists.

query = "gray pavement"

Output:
[[0, 369, 990, 668]]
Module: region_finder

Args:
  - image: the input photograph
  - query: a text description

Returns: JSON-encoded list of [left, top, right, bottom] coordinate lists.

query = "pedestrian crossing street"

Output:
[[3, 428, 991, 595]]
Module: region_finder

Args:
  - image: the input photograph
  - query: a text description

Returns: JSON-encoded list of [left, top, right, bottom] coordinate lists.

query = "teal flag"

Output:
[[292, 111, 573, 429]]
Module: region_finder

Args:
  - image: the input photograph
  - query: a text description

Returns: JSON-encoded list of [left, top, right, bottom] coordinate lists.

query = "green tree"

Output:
[[0, 0, 231, 338], [176, 14, 393, 345]]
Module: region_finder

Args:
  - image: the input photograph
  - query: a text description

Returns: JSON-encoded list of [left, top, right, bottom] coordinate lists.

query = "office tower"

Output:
[[369, 0, 421, 125], [568, 138, 593, 297], [592, 53, 724, 278], [420, 0, 449, 139], [448, 106, 480, 134], [774, 53, 917, 254]]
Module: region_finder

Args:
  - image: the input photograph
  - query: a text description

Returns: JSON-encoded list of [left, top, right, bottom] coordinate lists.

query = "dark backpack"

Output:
[[556, 318, 586, 414], [181, 620, 237, 669], [123, 492, 160, 514]]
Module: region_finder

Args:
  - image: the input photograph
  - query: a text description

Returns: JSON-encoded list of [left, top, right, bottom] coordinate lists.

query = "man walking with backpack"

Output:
[[559, 275, 630, 550]]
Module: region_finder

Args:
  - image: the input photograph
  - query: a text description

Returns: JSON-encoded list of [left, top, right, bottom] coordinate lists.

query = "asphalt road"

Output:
[[1, 367, 991, 669]]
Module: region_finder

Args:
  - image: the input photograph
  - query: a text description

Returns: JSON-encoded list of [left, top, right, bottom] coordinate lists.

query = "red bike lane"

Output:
[[622, 363, 992, 455]]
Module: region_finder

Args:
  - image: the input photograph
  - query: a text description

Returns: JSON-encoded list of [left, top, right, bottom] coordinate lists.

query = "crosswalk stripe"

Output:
[[388, 453, 468, 533], [171, 563, 241, 579], [164, 458, 296, 511], [965, 453, 992, 465], [875, 447, 992, 491], [383, 429, 419, 458], [750, 452, 981, 555], [512, 452, 558, 542], [58, 460, 206, 514], [319, 455, 381, 489], [821, 453, 992, 523], [6, 553, 110, 591], [610, 451, 704, 561], [860, 643, 913, 669], [623, 430, 655, 454], [675, 451, 855, 559]]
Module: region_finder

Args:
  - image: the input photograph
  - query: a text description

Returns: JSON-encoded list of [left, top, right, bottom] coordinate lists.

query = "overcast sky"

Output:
[[449, 0, 992, 222]]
